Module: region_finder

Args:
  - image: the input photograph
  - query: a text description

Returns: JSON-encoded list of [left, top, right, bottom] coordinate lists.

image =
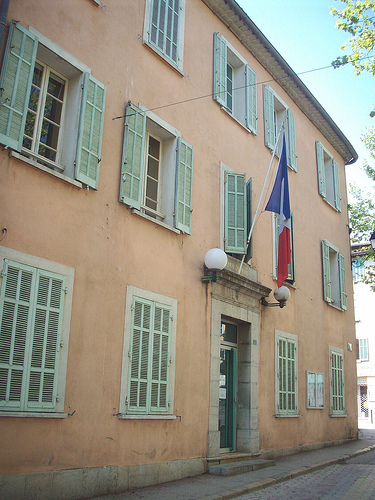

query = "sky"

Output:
[[236, 0, 375, 196]]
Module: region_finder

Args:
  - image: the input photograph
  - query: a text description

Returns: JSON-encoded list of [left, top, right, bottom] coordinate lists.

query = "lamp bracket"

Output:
[[260, 297, 286, 308]]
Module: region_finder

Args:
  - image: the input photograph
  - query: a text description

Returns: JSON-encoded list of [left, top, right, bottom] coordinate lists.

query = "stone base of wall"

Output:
[[0, 458, 206, 500]]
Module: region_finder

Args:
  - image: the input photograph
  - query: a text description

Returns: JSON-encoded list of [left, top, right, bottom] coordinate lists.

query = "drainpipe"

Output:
[[0, 0, 10, 51]]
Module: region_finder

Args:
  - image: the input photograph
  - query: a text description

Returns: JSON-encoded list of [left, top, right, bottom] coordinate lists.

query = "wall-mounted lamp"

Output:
[[370, 229, 375, 251], [202, 248, 228, 283], [261, 286, 290, 308]]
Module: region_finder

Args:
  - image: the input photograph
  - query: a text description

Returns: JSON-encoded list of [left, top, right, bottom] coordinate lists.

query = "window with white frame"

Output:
[[322, 240, 347, 310], [213, 33, 257, 133], [0, 246, 74, 416], [316, 142, 341, 211], [329, 346, 345, 416], [119, 286, 177, 417], [357, 338, 369, 361], [275, 330, 298, 416], [143, 0, 185, 71], [273, 212, 295, 284], [263, 85, 297, 171], [120, 102, 193, 234], [221, 167, 253, 260], [306, 371, 324, 409], [0, 21, 106, 189]]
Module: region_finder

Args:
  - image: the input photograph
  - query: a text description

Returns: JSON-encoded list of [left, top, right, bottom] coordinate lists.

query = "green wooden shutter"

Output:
[[245, 65, 257, 134], [0, 262, 35, 409], [263, 85, 275, 149], [213, 33, 227, 106], [150, 304, 171, 413], [224, 172, 247, 254], [277, 337, 297, 415], [175, 138, 193, 234], [26, 270, 65, 410], [120, 103, 146, 210], [316, 141, 326, 198], [333, 159, 341, 212], [322, 240, 331, 303], [0, 21, 38, 151], [128, 298, 151, 414], [244, 178, 253, 263], [149, 0, 179, 64], [75, 73, 106, 190], [339, 253, 347, 310], [287, 109, 297, 171], [330, 351, 345, 413]]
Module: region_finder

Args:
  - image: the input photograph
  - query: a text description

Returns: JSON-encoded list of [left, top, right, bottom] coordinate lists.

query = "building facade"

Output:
[[0, 0, 358, 498], [352, 244, 375, 427]]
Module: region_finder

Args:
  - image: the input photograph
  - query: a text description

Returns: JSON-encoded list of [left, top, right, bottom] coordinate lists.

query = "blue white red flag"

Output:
[[265, 134, 291, 288]]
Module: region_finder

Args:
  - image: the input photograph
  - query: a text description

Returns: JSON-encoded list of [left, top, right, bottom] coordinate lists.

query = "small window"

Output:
[[263, 86, 297, 171], [356, 339, 369, 361], [352, 258, 365, 282], [322, 240, 347, 310], [0, 247, 74, 415], [275, 330, 298, 416], [306, 371, 324, 409], [316, 142, 341, 211], [144, 0, 185, 71], [273, 212, 295, 284], [119, 286, 177, 417], [0, 21, 106, 189], [329, 346, 345, 416], [213, 33, 257, 134], [120, 103, 193, 234]]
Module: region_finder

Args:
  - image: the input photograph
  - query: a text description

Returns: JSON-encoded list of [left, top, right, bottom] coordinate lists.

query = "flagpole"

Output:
[[238, 123, 285, 275]]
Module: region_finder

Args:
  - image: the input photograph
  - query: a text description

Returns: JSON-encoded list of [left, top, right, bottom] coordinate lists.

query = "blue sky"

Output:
[[236, 0, 374, 194]]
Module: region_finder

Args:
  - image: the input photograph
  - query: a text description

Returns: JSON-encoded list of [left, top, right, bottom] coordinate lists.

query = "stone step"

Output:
[[208, 458, 275, 476]]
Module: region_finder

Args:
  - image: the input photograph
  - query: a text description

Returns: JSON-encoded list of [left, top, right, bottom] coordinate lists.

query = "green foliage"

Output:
[[331, 0, 375, 75]]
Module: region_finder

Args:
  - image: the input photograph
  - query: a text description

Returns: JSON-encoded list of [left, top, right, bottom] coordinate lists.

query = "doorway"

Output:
[[219, 322, 237, 451]]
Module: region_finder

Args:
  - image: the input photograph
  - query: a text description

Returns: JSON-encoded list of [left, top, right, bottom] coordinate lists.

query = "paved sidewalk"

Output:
[[91, 429, 375, 500]]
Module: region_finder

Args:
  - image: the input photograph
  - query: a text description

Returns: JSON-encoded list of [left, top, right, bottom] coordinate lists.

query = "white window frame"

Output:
[[0, 246, 74, 417], [119, 285, 177, 419], [275, 330, 298, 417], [213, 33, 257, 134], [306, 371, 324, 409], [322, 240, 347, 311], [316, 142, 341, 211], [329, 346, 346, 416], [143, 0, 186, 73]]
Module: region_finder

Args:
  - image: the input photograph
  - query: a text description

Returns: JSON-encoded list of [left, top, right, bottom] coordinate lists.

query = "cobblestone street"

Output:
[[238, 449, 375, 500]]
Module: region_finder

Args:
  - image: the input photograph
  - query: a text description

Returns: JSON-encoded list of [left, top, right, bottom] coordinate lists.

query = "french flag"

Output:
[[265, 134, 291, 288]]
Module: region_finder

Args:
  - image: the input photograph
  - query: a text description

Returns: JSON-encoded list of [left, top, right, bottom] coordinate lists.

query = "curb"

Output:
[[210, 444, 375, 500]]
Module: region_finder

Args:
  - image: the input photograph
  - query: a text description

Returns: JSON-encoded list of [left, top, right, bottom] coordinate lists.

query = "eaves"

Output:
[[201, 0, 358, 165]]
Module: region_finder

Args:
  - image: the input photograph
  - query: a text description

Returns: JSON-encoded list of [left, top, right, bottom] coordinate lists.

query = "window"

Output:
[[322, 240, 347, 310], [120, 102, 193, 234], [263, 85, 297, 171], [213, 33, 257, 133], [273, 212, 295, 284], [316, 142, 341, 211], [275, 330, 298, 416], [352, 258, 365, 282], [329, 346, 345, 416], [356, 339, 369, 361], [306, 371, 324, 409], [0, 21, 106, 189], [222, 169, 253, 259], [119, 286, 177, 417], [143, 0, 185, 71], [0, 246, 74, 415]]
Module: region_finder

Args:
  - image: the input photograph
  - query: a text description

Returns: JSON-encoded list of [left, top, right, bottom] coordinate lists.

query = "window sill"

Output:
[[131, 208, 181, 234], [329, 413, 347, 418], [307, 407, 325, 410], [118, 414, 177, 420], [321, 195, 340, 212], [10, 150, 83, 189], [143, 40, 184, 76], [0, 411, 68, 418], [220, 106, 254, 134], [275, 413, 301, 418], [326, 301, 345, 312]]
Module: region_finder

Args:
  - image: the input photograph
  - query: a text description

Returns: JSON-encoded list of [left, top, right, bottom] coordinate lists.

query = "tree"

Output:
[[331, 1, 375, 290]]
